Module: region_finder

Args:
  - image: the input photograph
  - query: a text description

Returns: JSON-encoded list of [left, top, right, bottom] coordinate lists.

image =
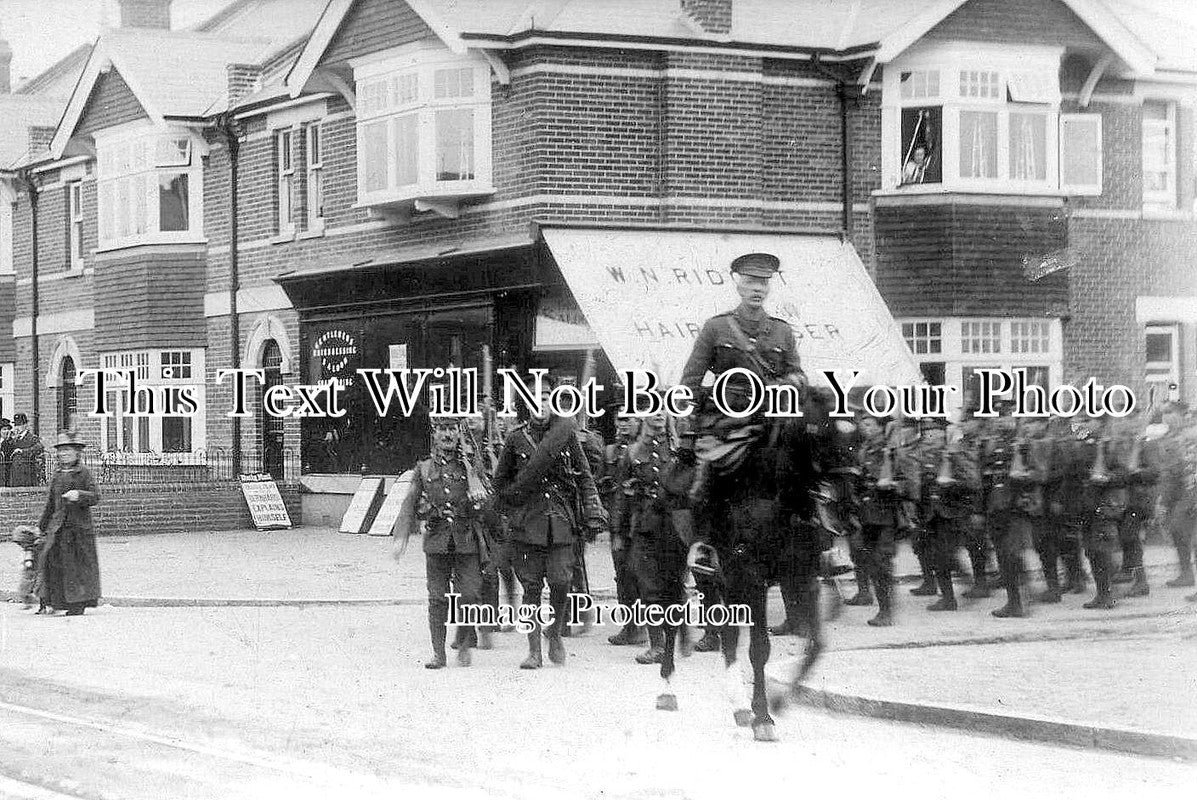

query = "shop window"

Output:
[[1011, 320, 1050, 354], [1143, 100, 1177, 208], [96, 128, 202, 248], [354, 44, 493, 212]]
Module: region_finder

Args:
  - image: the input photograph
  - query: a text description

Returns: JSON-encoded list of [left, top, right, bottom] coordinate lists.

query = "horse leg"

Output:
[[656, 621, 679, 711], [720, 614, 752, 727], [746, 580, 778, 742]]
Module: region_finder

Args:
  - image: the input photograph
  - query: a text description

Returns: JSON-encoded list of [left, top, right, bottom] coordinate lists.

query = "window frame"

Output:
[[98, 348, 206, 458], [1059, 113, 1103, 196], [883, 43, 1071, 196], [0, 362, 13, 420], [305, 122, 324, 230], [1142, 100, 1178, 209], [67, 181, 85, 271], [276, 128, 296, 233], [94, 123, 205, 251], [351, 44, 495, 209], [1144, 323, 1180, 391]]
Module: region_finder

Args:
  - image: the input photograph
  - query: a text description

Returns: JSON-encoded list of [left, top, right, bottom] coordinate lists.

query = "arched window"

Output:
[[260, 340, 285, 478], [59, 356, 77, 431]]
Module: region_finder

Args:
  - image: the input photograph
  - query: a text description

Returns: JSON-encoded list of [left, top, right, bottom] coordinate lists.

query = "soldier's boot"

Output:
[[636, 626, 666, 665], [546, 632, 567, 665], [608, 623, 647, 646], [454, 629, 473, 667], [926, 570, 958, 611], [519, 631, 543, 670], [910, 553, 938, 596], [476, 627, 494, 651], [1165, 554, 1195, 588], [867, 576, 893, 627], [1083, 555, 1116, 610], [962, 548, 991, 598], [1064, 555, 1089, 594], [693, 629, 721, 652], [1124, 566, 1150, 598], [844, 566, 874, 606], [992, 559, 1028, 618], [426, 613, 448, 670], [1035, 557, 1063, 603]]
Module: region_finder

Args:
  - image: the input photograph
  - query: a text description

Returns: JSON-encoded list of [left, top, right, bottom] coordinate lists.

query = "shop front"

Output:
[[275, 225, 921, 478]]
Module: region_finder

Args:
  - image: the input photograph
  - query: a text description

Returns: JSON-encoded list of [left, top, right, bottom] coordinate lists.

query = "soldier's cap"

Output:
[[429, 415, 462, 428], [919, 416, 951, 430], [53, 430, 86, 449], [992, 398, 1017, 413], [0, 418, 10, 430], [730, 252, 781, 279]]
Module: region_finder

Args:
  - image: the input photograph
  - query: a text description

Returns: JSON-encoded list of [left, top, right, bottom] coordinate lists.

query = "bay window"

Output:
[[353, 44, 493, 211], [884, 44, 1096, 196], [96, 127, 203, 248], [276, 129, 295, 232], [900, 317, 1062, 409], [99, 348, 206, 458]]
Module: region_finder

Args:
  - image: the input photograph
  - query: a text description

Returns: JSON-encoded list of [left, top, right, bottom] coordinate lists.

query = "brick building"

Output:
[[1, 0, 1195, 504]]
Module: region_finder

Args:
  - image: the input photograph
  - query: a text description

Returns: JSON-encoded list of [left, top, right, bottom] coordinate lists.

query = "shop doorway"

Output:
[[260, 340, 286, 479]]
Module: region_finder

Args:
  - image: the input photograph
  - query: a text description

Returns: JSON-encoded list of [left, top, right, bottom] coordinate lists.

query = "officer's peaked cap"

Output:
[[730, 252, 781, 278]]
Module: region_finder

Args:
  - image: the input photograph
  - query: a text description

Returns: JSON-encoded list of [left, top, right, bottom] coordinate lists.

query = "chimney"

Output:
[[227, 63, 263, 107], [0, 29, 13, 93], [680, 0, 732, 35], [118, 0, 173, 30]]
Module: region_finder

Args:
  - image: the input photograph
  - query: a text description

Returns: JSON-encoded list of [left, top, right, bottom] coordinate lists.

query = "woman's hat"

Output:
[[54, 430, 87, 449], [12, 412, 28, 425]]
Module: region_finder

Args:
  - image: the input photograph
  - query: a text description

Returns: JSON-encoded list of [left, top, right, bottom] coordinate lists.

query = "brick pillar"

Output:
[[227, 63, 263, 107], [119, 0, 173, 30], [680, 0, 732, 34]]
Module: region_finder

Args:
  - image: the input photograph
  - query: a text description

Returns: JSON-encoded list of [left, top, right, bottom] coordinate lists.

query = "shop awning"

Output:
[[541, 226, 921, 388]]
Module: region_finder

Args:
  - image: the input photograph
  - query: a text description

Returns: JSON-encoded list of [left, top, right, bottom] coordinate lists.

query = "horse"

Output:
[[655, 390, 839, 742]]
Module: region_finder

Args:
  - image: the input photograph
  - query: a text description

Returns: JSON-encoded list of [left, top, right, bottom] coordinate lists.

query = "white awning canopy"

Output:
[[541, 227, 922, 388]]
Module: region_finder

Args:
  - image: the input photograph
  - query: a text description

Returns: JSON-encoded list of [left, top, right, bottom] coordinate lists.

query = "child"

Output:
[[7, 525, 47, 612]]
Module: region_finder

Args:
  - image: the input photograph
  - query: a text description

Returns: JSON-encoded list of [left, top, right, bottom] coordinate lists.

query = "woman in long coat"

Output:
[[38, 431, 101, 615]]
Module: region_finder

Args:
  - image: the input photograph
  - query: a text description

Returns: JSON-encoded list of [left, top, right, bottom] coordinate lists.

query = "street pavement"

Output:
[[0, 526, 1193, 798], [0, 602, 1193, 799]]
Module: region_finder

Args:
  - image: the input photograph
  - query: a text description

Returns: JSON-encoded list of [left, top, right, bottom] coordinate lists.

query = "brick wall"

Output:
[[0, 481, 302, 536]]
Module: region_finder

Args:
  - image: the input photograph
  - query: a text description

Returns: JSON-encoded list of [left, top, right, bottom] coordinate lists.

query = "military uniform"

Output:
[[1159, 423, 1196, 588], [1116, 426, 1159, 596], [613, 433, 688, 664], [854, 424, 917, 626], [600, 432, 646, 646], [984, 429, 1048, 617], [960, 417, 1000, 597], [679, 307, 805, 423], [915, 425, 981, 611], [1071, 425, 1129, 609], [405, 450, 486, 668], [561, 426, 605, 637], [492, 417, 606, 668], [1046, 424, 1091, 594]]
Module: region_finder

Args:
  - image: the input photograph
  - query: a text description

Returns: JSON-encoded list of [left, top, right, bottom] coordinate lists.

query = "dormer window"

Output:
[[96, 126, 204, 249], [882, 43, 1101, 196], [352, 44, 493, 216]]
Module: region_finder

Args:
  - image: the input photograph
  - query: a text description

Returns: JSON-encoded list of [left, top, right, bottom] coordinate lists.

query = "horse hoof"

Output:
[[656, 693, 678, 711], [752, 721, 778, 742], [733, 709, 753, 728]]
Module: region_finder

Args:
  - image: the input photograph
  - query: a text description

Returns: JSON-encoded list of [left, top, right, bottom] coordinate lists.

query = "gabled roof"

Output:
[[286, 0, 1191, 101], [13, 44, 91, 97], [49, 30, 272, 158], [868, 0, 1156, 74]]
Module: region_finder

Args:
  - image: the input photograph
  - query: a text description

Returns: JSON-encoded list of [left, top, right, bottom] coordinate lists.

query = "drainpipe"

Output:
[[812, 55, 853, 238], [216, 113, 242, 476], [17, 169, 41, 435]]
